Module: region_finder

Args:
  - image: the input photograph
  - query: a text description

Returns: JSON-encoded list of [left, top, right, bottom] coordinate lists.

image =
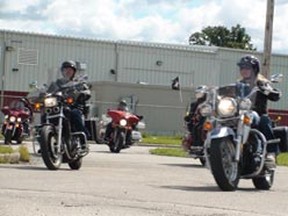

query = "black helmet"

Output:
[[61, 60, 77, 72], [119, 100, 127, 107], [237, 55, 260, 75]]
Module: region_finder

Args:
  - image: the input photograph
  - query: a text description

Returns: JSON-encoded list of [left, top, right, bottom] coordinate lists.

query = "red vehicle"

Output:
[[106, 109, 142, 153], [1, 99, 32, 144]]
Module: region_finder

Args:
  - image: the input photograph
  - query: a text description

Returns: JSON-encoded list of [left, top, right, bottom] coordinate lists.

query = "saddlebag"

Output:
[[273, 126, 288, 152]]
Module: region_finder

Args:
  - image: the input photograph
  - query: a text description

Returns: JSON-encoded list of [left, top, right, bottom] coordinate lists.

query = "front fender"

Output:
[[210, 127, 235, 140]]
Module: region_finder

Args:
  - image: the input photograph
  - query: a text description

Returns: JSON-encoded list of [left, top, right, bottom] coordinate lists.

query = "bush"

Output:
[[18, 145, 30, 162]]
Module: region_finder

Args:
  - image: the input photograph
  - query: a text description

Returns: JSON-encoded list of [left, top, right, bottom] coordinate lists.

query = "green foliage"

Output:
[[150, 148, 188, 157], [189, 24, 256, 50], [0, 144, 30, 163], [18, 145, 30, 162], [276, 153, 288, 166], [0, 145, 14, 154]]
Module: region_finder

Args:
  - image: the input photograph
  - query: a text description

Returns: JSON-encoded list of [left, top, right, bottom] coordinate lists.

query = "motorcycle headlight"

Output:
[[17, 117, 22, 122], [119, 119, 127, 126], [9, 116, 16, 122], [239, 98, 252, 110], [44, 97, 58, 107], [199, 104, 212, 116], [217, 97, 237, 117]]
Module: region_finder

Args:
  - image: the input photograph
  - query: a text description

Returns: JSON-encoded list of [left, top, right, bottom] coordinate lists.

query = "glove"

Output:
[[257, 80, 273, 96]]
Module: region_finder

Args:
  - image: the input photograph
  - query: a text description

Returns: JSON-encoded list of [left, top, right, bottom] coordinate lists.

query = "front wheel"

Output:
[[109, 130, 125, 153], [210, 138, 239, 191], [40, 125, 62, 170], [4, 130, 13, 144]]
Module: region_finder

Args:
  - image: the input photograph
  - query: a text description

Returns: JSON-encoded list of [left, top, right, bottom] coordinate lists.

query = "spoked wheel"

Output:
[[40, 125, 62, 170], [210, 138, 239, 191], [109, 130, 125, 153], [252, 170, 274, 190]]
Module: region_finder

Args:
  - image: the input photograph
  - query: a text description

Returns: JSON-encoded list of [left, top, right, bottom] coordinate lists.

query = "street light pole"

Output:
[[262, 0, 274, 78]]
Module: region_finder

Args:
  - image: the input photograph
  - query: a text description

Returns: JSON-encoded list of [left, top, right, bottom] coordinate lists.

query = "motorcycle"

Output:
[[1, 99, 32, 144], [30, 74, 91, 170], [182, 117, 207, 166], [199, 74, 286, 191], [105, 109, 143, 153]]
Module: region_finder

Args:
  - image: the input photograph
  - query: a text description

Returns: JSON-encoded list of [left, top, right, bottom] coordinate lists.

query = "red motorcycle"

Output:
[[106, 109, 142, 153], [1, 99, 32, 144]]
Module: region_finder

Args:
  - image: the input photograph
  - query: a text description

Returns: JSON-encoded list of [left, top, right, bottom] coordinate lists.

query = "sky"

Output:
[[0, 0, 287, 55]]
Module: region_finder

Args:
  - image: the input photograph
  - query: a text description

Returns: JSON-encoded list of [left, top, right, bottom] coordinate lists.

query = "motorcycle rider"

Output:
[[184, 85, 207, 152], [104, 100, 132, 145], [44, 60, 91, 144], [237, 55, 281, 165]]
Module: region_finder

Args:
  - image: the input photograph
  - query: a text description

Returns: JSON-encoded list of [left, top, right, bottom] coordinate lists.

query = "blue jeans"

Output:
[[258, 114, 279, 154], [70, 108, 90, 139]]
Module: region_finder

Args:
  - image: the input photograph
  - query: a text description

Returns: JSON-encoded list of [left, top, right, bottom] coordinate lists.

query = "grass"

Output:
[[142, 134, 182, 145], [150, 147, 188, 157]]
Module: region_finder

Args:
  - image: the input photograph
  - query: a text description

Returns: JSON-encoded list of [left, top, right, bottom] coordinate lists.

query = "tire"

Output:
[[273, 126, 288, 152], [210, 138, 239, 191], [4, 130, 13, 144], [252, 170, 274, 190], [199, 157, 206, 166], [68, 158, 83, 170], [16, 135, 23, 144], [40, 125, 62, 170], [109, 130, 124, 153]]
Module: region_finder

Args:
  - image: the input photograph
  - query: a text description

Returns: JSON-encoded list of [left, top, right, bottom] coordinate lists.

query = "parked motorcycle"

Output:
[[199, 74, 287, 191], [30, 74, 91, 170], [105, 109, 143, 153], [1, 99, 32, 144]]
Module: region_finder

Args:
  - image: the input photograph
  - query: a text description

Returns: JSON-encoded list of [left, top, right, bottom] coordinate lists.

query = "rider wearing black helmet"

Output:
[[45, 60, 91, 143], [184, 85, 207, 151], [237, 55, 281, 164]]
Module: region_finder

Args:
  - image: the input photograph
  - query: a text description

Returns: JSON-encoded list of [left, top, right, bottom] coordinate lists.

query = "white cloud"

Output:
[[0, 0, 287, 54]]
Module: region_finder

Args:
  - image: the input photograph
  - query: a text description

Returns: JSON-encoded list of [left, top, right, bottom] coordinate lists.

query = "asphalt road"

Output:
[[0, 142, 288, 216]]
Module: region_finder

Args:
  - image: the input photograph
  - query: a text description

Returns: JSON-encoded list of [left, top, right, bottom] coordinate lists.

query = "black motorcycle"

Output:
[[36, 77, 91, 170]]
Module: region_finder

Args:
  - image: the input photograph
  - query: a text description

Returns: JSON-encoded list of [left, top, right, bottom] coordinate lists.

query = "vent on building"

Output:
[[18, 48, 38, 65]]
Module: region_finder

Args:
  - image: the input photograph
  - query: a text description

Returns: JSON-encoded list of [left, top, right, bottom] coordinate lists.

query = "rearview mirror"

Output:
[[270, 73, 283, 83]]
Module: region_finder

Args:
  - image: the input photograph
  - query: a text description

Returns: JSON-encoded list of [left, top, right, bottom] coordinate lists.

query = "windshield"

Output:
[[217, 82, 250, 98], [9, 100, 26, 109], [27, 68, 88, 102]]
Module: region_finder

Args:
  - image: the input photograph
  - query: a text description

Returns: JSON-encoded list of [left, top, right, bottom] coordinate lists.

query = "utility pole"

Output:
[[262, 0, 274, 78]]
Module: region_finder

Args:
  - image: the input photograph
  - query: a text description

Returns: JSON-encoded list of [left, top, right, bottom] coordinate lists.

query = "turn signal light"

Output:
[[203, 121, 213, 131], [34, 102, 42, 111], [243, 115, 251, 125], [66, 97, 74, 104]]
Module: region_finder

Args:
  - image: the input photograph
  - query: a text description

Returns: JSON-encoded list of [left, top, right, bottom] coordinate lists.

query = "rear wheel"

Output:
[[68, 158, 83, 170], [40, 125, 62, 170], [210, 138, 239, 191], [252, 170, 274, 190]]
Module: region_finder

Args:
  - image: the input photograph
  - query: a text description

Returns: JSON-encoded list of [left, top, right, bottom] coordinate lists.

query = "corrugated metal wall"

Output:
[[0, 30, 287, 133]]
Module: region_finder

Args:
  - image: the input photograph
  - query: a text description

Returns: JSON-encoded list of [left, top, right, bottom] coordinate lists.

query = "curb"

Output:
[[0, 152, 20, 164]]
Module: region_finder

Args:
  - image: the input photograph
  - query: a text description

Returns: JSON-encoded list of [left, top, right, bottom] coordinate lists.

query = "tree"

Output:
[[189, 24, 256, 50]]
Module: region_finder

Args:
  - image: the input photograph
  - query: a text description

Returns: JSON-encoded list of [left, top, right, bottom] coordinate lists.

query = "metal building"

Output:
[[0, 29, 287, 134]]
